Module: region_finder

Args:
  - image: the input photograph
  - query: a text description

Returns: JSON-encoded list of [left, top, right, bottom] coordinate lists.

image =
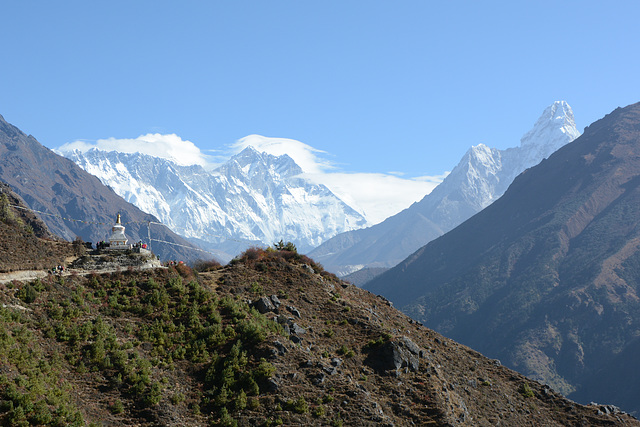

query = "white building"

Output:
[[108, 214, 130, 250]]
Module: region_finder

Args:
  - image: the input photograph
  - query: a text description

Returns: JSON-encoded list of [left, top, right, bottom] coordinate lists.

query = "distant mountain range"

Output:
[[0, 114, 200, 262], [60, 146, 367, 262], [365, 101, 640, 416], [60, 101, 579, 268], [311, 101, 581, 276]]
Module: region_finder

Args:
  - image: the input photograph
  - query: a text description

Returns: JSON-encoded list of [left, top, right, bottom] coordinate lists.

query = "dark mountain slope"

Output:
[[365, 102, 640, 415], [0, 114, 201, 261]]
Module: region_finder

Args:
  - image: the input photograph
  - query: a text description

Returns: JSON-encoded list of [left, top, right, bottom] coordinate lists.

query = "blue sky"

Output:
[[2, 1, 639, 221]]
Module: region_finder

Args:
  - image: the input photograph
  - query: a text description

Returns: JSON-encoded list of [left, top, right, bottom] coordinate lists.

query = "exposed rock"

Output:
[[291, 323, 306, 335], [269, 294, 281, 309], [312, 373, 325, 385], [253, 296, 276, 314], [265, 378, 280, 392], [287, 305, 301, 318], [271, 340, 287, 357], [365, 336, 422, 374], [323, 366, 338, 376]]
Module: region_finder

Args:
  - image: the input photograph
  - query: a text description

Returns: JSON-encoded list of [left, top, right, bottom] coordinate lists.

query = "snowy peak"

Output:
[[464, 144, 502, 175], [61, 143, 367, 261], [309, 101, 583, 276], [219, 146, 303, 180], [435, 101, 581, 212], [520, 100, 580, 148]]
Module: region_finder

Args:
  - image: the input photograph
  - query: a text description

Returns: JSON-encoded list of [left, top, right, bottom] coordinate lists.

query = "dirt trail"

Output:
[[0, 264, 165, 285], [0, 270, 49, 284]]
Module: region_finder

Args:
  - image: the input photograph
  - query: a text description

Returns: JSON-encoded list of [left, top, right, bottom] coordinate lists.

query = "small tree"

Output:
[[273, 240, 297, 253], [0, 193, 20, 226]]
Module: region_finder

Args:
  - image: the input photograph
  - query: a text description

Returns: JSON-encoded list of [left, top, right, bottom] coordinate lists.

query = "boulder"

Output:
[[365, 336, 423, 374], [270, 295, 281, 309], [253, 297, 275, 314], [287, 305, 302, 318]]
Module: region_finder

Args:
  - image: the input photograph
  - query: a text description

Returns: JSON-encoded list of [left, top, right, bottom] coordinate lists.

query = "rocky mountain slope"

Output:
[[0, 114, 201, 262], [365, 102, 640, 416], [0, 182, 76, 272], [0, 213, 635, 426], [310, 101, 580, 276], [60, 145, 367, 262]]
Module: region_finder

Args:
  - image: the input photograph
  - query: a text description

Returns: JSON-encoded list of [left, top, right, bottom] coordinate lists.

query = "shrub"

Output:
[[218, 407, 238, 427], [250, 282, 264, 295], [286, 396, 309, 414], [519, 383, 534, 398], [143, 382, 163, 406], [273, 240, 297, 253], [110, 400, 124, 414], [235, 319, 267, 344], [192, 258, 222, 272], [16, 284, 38, 304], [313, 405, 325, 417], [253, 359, 276, 380], [337, 345, 354, 358]]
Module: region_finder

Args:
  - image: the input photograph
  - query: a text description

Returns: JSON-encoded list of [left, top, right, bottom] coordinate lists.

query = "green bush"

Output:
[[519, 383, 534, 398], [287, 396, 309, 414], [16, 284, 38, 304], [273, 240, 297, 253], [110, 400, 124, 414]]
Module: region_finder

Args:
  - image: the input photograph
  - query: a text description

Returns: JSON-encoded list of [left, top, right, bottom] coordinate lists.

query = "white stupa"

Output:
[[108, 214, 130, 249]]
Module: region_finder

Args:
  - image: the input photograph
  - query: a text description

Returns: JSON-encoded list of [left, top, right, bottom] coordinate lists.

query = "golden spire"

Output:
[[116, 213, 121, 224]]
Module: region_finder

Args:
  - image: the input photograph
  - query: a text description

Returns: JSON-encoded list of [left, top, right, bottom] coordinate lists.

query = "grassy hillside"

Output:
[[0, 182, 76, 273], [0, 244, 637, 426]]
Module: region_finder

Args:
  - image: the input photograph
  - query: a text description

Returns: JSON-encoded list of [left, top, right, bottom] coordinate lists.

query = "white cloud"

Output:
[[57, 134, 210, 167], [230, 134, 333, 174], [58, 132, 447, 225], [303, 172, 442, 225], [229, 135, 446, 223]]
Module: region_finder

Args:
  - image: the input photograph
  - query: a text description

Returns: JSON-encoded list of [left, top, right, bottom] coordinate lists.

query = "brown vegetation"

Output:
[[0, 182, 75, 272], [0, 238, 636, 425]]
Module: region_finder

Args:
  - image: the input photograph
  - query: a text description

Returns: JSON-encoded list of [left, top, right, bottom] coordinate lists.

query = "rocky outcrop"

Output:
[[365, 336, 424, 374]]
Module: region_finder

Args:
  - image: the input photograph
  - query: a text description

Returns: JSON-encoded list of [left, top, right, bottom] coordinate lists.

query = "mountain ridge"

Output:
[[364, 101, 640, 415], [310, 101, 580, 276], [0, 113, 201, 262], [0, 201, 636, 425], [61, 144, 367, 262]]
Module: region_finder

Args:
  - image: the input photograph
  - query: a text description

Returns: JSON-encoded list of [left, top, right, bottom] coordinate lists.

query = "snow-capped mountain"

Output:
[[310, 101, 581, 277], [61, 145, 367, 261]]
